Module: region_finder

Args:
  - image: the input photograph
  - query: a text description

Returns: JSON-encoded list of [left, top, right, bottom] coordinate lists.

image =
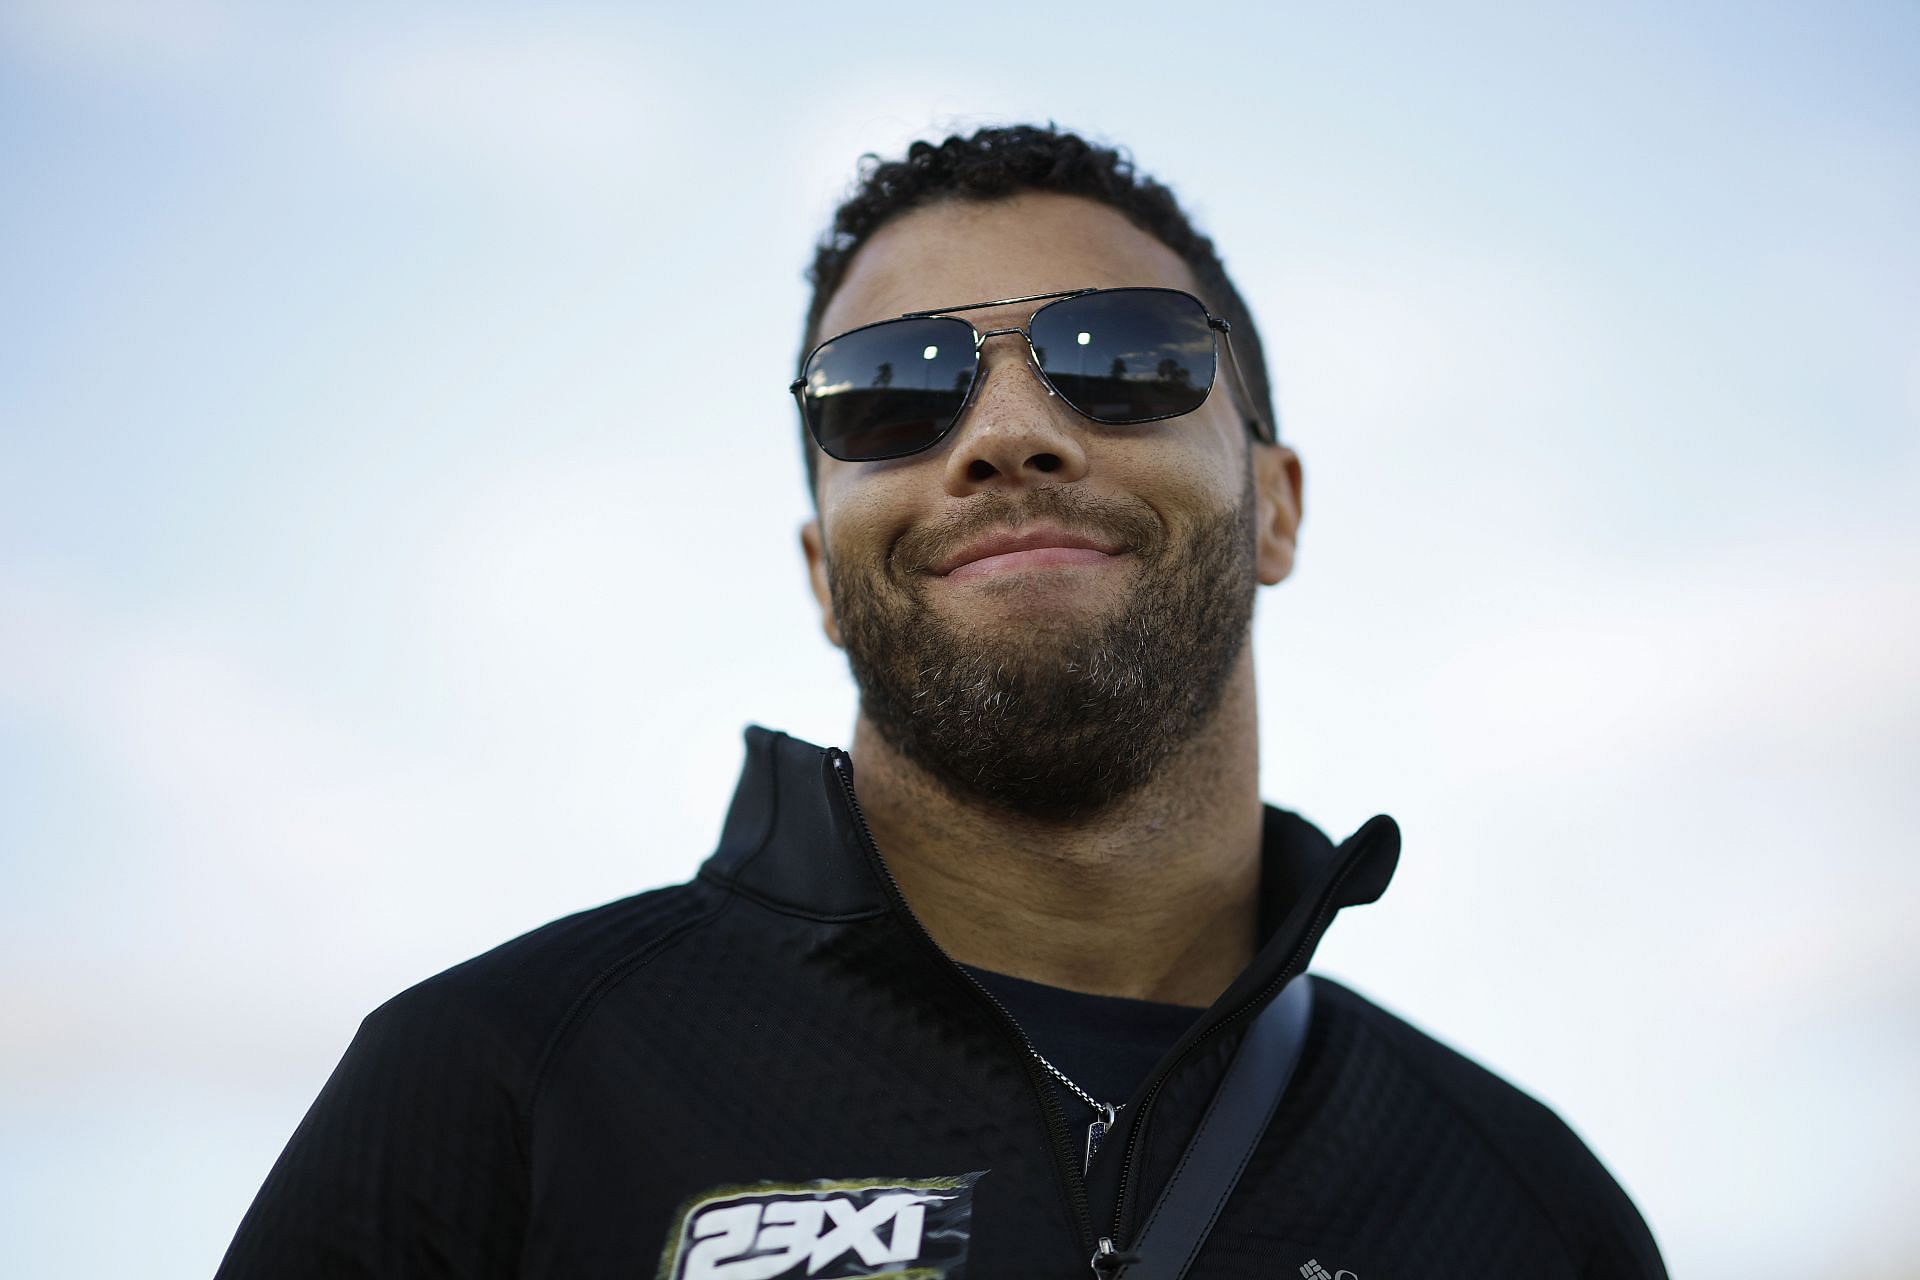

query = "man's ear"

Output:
[[798, 518, 844, 649], [1253, 443, 1304, 586]]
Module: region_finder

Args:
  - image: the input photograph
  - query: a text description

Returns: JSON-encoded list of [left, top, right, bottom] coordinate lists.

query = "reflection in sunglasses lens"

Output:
[[805, 316, 977, 460], [1030, 290, 1215, 423]]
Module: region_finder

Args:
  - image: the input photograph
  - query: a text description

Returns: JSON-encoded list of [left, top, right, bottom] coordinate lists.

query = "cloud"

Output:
[[0, 0, 237, 79], [0, 570, 413, 892], [0, 566, 484, 1089], [1413, 534, 1919, 778], [335, 14, 670, 192]]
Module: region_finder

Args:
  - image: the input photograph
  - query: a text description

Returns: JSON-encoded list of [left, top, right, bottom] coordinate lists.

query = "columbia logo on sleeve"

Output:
[[1299, 1260, 1358, 1280]]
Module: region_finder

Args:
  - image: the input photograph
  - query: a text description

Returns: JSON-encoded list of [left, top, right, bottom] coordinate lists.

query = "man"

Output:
[[218, 125, 1665, 1278]]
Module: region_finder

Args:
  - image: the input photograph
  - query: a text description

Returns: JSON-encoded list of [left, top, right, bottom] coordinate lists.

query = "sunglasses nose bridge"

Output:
[[973, 325, 1056, 398]]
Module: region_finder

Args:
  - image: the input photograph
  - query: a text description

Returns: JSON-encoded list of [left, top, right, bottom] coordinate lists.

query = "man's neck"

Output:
[[847, 655, 1264, 1009]]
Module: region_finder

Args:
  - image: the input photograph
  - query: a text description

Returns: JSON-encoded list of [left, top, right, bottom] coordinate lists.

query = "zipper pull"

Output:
[[1090, 1236, 1136, 1277], [1084, 1102, 1117, 1175]]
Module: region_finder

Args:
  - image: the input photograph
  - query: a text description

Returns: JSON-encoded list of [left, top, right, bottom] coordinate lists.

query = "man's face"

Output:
[[800, 192, 1303, 819]]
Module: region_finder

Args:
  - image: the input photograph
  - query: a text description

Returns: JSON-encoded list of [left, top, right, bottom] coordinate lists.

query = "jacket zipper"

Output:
[[831, 748, 1374, 1273], [828, 751, 1100, 1254], [1100, 839, 1371, 1259]]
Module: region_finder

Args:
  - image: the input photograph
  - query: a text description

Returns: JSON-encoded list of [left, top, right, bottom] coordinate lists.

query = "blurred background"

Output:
[[2, 1, 1914, 1275]]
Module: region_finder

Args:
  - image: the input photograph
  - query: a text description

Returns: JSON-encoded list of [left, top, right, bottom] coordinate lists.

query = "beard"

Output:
[[829, 473, 1258, 821]]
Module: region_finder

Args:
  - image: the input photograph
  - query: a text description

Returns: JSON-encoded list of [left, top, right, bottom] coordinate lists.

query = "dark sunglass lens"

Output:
[[1030, 289, 1216, 423], [801, 317, 977, 460]]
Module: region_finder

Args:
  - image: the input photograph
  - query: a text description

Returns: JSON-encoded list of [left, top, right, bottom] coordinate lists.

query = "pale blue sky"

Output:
[[2, 3, 1916, 1277]]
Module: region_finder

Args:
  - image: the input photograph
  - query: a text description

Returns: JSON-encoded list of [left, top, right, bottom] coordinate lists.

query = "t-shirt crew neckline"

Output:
[[959, 963, 1206, 1112]]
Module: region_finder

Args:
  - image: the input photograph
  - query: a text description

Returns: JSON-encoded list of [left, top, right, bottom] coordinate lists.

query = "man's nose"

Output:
[[940, 330, 1091, 495]]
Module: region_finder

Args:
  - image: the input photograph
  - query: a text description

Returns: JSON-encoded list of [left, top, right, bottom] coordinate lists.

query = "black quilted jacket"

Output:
[[217, 725, 1666, 1279]]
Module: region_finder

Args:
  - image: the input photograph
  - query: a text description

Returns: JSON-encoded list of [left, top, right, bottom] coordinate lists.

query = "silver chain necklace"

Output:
[[1029, 1046, 1123, 1173]]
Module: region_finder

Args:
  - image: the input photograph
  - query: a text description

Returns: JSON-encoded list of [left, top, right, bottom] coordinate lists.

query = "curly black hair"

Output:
[[798, 124, 1278, 488]]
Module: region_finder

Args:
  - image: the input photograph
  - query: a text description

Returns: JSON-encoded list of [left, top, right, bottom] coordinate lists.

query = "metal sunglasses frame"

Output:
[[790, 286, 1276, 462]]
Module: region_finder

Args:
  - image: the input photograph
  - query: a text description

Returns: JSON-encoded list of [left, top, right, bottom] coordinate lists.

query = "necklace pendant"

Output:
[[1083, 1103, 1118, 1175]]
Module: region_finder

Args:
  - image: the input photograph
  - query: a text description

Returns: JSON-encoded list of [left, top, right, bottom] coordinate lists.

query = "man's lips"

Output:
[[931, 525, 1130, 580]]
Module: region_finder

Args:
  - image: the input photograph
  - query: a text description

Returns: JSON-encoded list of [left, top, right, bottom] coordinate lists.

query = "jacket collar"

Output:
[[701, 724, 1401, 1241], [699, 725, 1400, 950]]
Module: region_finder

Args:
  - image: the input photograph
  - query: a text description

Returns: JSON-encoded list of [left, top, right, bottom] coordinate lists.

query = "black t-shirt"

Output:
[[960, 964, 1204, 1115]]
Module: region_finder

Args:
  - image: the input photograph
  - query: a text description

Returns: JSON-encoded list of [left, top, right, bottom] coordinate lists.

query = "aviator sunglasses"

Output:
[[792, 286, 1275, 462]]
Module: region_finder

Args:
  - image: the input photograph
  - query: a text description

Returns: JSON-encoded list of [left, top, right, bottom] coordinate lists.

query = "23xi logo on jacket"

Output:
[[656, 1173, 986, 1280]]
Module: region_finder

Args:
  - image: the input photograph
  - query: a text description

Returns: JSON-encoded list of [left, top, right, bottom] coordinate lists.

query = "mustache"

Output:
[[890, 488, 1166, 577]]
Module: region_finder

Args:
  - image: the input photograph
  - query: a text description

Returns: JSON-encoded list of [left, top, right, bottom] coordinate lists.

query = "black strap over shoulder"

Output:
[[1106, 973, 1315, 1280]]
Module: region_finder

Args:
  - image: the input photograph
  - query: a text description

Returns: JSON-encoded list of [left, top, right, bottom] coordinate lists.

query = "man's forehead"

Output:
[[817, 191, 1204, 338]]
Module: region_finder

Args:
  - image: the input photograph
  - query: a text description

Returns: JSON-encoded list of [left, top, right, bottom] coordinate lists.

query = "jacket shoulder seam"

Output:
[[1327, 981, 1587, 1271], [516, 888, 734, 1168], [696, 866, 890, 923]]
